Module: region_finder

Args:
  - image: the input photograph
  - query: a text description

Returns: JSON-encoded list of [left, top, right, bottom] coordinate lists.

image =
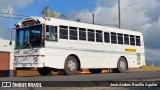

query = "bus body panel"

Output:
[[13, 16, 145, 70]]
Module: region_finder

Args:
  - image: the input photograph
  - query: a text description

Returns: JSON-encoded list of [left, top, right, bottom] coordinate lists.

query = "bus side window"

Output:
[[59, 26, 68, 39], [124, 34, 129, 45], [111, 32, 117, 44], [45, 25, 50, 41], [49, 26, 57, 41], [79, 28, 86, 41], [118, 33, 123, 44], [136, 36, 141, 46], [104, 32, 110, 43], [46, 26, 49, 32], [88, 29, 95, 42], [96, 30, 102, 42], [70, 27, 77, 40], [45, 25, 57, 41], [130, 35, 135, 46]]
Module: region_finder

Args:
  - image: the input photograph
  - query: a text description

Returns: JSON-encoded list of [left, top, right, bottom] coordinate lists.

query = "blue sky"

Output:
[[15, 0, 96, 17], [8, 0, 96, 27]]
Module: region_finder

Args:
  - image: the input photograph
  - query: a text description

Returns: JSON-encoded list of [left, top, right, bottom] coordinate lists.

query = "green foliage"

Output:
[[42, 6, 60, 18]]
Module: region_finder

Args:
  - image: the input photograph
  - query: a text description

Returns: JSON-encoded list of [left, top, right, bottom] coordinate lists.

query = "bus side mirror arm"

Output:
[[9, 41, 12, 45], [9, 31, 12, 45]]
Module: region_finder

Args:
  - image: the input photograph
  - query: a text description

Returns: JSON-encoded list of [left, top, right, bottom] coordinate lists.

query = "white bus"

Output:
[[13, 16, 145, 75]]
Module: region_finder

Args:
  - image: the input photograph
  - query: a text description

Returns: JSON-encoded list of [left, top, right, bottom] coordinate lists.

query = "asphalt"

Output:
[[0, 71, 160, 90], [1, 70, 160, 81]]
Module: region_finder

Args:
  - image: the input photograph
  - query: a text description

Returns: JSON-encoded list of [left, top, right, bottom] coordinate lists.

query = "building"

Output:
[[0, 39, 14, 77]]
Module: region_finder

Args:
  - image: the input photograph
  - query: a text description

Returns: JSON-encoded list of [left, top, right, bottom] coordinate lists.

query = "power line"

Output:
[[0, 11, 29, 20], [0, 15, 22, 19], [0, 11, 29, 17], [118, 0, 121, 29]]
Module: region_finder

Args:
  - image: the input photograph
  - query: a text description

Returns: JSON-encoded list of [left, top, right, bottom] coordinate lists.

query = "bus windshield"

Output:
[[15, 25, 43, 49]]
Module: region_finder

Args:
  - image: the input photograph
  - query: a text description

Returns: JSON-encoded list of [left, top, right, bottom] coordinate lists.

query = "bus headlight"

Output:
[[33, 57, 38, 62], [14, 58, 18, 62], [34, 49, 38, 52]]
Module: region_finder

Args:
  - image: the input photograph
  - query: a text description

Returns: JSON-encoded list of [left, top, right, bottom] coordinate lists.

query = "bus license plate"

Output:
[[23, 58, 28, 61], [23, 64, 27, 67]]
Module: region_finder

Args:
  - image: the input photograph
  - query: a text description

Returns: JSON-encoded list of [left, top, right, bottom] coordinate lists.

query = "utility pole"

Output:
[[92, 13, 95, 24], [118, 0, 121, 29]]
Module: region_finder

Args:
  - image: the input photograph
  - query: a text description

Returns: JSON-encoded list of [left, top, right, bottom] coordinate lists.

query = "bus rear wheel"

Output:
[[112, 57, 127, 73], [64, 56, 78, 75], [89, 69, 102, 73], [37, 67, 51, 76], [111, 68, 118, 73]]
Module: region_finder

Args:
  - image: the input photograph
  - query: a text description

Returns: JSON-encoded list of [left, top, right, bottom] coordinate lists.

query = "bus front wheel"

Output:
[[37, 67, 51, 76], [64, 56, 78, 75]]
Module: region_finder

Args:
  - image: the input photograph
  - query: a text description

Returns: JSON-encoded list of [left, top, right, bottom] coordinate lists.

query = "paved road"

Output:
[[0, 70, 160, 81], [1, 71, 160, 89]]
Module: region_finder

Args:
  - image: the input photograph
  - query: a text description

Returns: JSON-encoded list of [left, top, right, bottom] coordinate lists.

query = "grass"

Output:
[[128, 64, 160, 72]]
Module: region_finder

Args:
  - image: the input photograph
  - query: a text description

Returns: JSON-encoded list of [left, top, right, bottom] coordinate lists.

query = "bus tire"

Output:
[[113, 57, 127, 73], [64, 56, 78, 75], [112, 57, 127, 73], [89, 69, 102, 73], [37, 67, 51, 76], [111, 68, 119, 73]]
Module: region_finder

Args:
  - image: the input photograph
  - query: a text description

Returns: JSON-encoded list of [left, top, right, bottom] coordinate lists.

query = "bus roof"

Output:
[[18, 16, 142, 36]]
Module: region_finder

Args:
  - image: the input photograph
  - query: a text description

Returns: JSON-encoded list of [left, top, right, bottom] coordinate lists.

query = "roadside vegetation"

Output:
[[128, 64, 160, 72]]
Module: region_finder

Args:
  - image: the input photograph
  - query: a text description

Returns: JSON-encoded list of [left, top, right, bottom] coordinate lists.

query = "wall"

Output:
[[0, 39, 14, 77]]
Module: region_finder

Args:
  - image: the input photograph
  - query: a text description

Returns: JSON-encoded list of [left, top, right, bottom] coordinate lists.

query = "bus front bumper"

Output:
[[13, 63, 44, 68]]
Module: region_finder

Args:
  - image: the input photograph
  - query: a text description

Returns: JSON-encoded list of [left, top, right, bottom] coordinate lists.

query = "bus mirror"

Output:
[[9, 31, 12, 45], [9, 41, 12, 45]]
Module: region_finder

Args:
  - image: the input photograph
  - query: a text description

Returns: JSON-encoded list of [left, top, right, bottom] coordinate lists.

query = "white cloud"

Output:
[[145, 48, 160, 66], [0, 0, 33, 40], [0, 0, 33, 10], [145, 49, 160, 61], [72, 0, 160, 62]]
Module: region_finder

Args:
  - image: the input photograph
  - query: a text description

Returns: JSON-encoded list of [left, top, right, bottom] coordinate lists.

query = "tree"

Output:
[[42, 6, 60, 18]]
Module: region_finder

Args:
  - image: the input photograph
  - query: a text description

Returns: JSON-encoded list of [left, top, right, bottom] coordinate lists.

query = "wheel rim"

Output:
[[120, 60, 126, 70], [68, 60, 76, 71]]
